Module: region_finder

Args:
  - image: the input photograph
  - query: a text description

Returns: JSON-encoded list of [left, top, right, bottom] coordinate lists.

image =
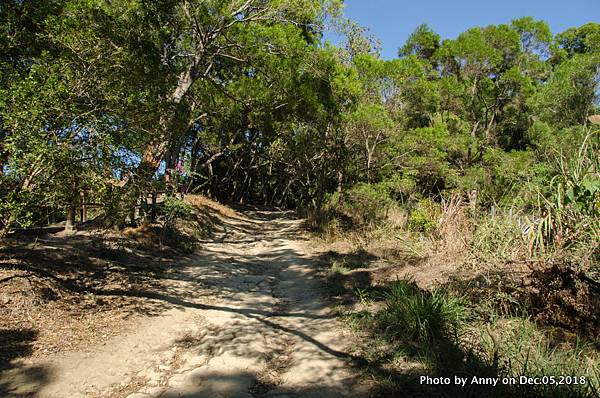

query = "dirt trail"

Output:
[[2, 210, 367, 398]]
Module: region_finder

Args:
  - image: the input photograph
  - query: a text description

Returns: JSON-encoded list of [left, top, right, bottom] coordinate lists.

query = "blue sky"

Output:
[[324, 0, 600, 59]]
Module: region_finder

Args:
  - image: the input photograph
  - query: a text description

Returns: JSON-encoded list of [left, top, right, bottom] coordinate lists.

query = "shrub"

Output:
[[407, 198, 440, 234], [155, 196, 196, 252], [161, 196, 194, 227], [533, 129, 599, 254], [326, 182, 394, 227], [376, 280, 467, 342]]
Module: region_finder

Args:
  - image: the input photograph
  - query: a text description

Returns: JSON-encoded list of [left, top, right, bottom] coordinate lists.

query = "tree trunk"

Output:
[[0, 215, 13, 240], [337, 169, 343, 193], [467, 121, 480, 165], [65, 205, 76, 234], [150, 192, 157, 223], [123, 62, 199, 205], [80, 192, 87, 223]]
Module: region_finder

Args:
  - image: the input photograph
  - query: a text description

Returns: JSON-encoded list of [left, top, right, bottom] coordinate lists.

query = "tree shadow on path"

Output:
[[0, 328, 52, 398]]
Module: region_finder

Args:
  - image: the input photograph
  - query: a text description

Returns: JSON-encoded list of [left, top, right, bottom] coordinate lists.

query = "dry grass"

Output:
[[184, 194, 247, 222], [120, 194, 247, 251], [0, 253, 162, 363], [313, 195, 479, 289], [122, 223, 163, 246], [435, 195, 472, 255], [317, 190, 600, 396]]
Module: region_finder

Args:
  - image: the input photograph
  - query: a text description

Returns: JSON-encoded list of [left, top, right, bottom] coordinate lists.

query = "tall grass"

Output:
[[533, 129, 599, 258], [376, 280, 468, 342], [320, 127, 599, 397], [475, 318, 600, 397]]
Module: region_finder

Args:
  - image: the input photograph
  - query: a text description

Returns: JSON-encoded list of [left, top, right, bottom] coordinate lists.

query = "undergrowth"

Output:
[[342, 280, 600, 397], [375, 280, 467, 343], [317, 132, 599, 397]]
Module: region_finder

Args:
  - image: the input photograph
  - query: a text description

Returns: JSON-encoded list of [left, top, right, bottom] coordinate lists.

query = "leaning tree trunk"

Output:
[[135, 63, 197, 184], [116, 65, 198, 224], [113, 0, 278, 223]]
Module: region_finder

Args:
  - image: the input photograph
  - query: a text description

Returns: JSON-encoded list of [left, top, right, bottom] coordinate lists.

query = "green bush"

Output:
[[161, 196, 194, 226], [407, 198, 440, 233], [376, 280, 467, 342], [156, 196, 196, 253], [328, 182, 394, 227], [533, 130, 599, 253]]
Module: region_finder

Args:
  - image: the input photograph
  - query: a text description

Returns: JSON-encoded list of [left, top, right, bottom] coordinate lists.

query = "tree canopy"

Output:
[[0, 2, 598, 236]]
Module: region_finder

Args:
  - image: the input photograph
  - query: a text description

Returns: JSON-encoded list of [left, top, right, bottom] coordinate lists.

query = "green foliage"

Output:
[[1, 2, 599, 255], [344, 280, 599, 397], [399, 24, 440, 61], [533, 130, 600, 253], [407, 198, 440, 233], [161, 196, 194, 226], [390, 122, 460, 197], [477, 318, 600, 397], [375, 280, 467, 342], [1, 7, 599, 396], [326, 182, 394, 227], [0, 0, 345, 231], [480, 148, 553, 208], [157, 196, 196, 252], [511, 16, 552, 55], [555, 22, 600, 59], [528, 122, 588, 159], [0, 190, 35, 230], [531, 54, 600, 127]]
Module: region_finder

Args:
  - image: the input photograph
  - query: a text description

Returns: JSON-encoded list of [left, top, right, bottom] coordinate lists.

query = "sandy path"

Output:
[[2, 210, 367, 398]]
